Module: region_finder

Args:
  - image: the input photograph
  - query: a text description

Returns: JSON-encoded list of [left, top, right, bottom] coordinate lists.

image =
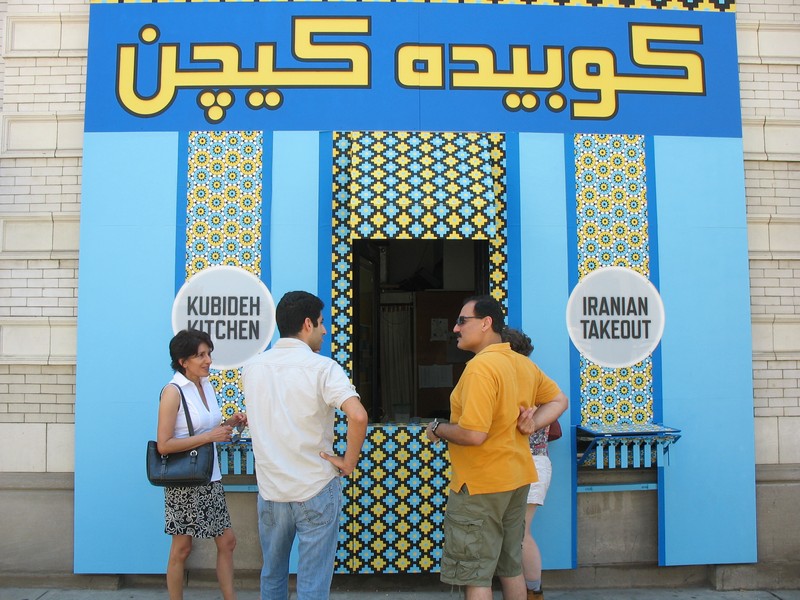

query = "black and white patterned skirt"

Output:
[[164, 480, 232, 538]]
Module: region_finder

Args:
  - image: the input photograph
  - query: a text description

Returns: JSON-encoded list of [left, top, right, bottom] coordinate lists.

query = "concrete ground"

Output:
[[2, 589, 800, 600]]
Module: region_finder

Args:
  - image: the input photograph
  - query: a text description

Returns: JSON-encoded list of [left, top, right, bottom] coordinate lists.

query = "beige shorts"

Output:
[[527, 455, 552, 506]]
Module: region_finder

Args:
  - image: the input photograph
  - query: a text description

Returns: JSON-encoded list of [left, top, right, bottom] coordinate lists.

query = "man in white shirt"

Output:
[[242, 290, 368, 600]]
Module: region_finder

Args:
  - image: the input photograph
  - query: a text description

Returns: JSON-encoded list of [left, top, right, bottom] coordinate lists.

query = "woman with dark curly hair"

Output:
[[156, 329, 247, 600]]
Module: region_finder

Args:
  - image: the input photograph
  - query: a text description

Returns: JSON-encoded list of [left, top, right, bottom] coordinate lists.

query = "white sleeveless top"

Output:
[[169, 372, 223, 482]]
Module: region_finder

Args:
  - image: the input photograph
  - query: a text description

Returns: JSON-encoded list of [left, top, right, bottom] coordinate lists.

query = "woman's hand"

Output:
[[224, 413, 248, 428], [205, 424, 234, 443]]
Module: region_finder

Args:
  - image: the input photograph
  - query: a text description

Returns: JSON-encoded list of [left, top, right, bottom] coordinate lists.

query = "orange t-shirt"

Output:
[[447, 343, 562, 495]]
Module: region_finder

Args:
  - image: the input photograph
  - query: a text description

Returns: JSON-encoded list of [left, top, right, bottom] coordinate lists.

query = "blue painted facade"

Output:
[[76, 0, 755, 575]]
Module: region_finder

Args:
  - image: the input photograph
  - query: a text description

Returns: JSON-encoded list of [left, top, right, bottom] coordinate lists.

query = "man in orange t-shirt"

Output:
[[426, 295, 567, 600]]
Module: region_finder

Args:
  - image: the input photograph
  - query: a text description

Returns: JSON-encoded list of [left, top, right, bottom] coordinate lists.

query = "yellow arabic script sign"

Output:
[[116, 18, 705, 124]]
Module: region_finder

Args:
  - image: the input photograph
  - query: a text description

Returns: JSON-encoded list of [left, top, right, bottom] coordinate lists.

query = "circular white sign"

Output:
[[565, 267, 665, 368], [172, 266, 275, 370]]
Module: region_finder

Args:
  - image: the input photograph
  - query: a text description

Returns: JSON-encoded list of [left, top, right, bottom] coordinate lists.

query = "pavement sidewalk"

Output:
[[2, 589, 800, 600]]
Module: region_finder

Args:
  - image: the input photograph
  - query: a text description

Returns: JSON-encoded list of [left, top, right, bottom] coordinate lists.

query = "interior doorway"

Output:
[[352, 239, 488, 423]]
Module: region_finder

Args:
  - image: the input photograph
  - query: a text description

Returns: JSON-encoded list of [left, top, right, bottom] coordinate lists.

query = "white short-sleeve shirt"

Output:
[[242, 338, 359, 502]]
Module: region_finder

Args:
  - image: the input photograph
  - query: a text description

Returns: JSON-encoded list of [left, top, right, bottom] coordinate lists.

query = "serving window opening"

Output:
[[352, 238, 488, 424]]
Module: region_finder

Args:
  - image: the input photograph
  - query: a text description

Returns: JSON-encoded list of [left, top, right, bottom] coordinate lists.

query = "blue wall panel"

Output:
[[75, 132, 179, 573], [518, 132, 575, 569], [268, 130, 324, 570], [269, 131, 322, 344], [653, 136, 756, 565]]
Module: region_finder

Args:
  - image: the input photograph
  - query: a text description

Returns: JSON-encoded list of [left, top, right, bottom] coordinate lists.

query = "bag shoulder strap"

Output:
[[169, 382, 196, 437]]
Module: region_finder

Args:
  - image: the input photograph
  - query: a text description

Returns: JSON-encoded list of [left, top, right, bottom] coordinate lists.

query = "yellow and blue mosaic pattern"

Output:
[[573, 133, 654, 428], [329, 131, 507, 572], [330, 131, 508, 375], [186, 130, 263, 419], [334, 425, 450, 574]]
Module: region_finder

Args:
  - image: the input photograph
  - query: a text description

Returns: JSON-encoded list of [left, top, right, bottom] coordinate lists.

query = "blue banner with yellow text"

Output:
[[86, 3, 739, 136]]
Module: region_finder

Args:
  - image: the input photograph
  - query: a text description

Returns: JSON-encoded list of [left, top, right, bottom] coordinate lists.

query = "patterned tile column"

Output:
[[573, 134, 654, 427], [330, 130, 508, 573], [184, 131, 263, 420]]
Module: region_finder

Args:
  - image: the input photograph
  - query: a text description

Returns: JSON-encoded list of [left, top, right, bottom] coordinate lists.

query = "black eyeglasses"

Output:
[[456, 316, 482, 326]]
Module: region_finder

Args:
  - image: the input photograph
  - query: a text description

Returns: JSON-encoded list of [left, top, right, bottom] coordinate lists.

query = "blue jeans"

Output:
[[257, 477, 342, 600]]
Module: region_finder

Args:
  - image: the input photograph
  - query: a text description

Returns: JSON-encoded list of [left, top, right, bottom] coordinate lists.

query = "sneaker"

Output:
[[527, 589, 544, 600]]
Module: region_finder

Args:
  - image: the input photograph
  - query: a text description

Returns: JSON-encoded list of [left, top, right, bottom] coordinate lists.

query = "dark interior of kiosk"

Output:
[[352, 239, 489, 424]]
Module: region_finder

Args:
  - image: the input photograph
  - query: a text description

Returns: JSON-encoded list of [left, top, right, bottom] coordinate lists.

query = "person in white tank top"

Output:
[[156, 329, 247, 600]]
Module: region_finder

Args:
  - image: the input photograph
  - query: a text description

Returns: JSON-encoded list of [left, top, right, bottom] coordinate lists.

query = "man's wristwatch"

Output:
[[431, 419, 442, 440]]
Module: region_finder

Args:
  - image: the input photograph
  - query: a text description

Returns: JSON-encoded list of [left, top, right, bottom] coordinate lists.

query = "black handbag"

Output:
[[146, 384, 215, 487]]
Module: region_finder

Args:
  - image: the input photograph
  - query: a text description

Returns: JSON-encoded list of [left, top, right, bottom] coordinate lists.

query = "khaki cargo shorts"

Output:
[[440, 483, 529, 588]]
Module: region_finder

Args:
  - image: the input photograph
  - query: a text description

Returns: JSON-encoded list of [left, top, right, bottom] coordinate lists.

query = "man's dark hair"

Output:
[[502, 327, 534, 357], [276, 291, 324, 337], [169, 329, 214, 374], [464, 294, 506, 334]]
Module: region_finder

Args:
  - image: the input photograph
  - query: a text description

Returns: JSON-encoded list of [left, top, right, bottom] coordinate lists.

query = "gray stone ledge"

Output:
[[0, 471, 73, 490], [756, 463, 800, 483]]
